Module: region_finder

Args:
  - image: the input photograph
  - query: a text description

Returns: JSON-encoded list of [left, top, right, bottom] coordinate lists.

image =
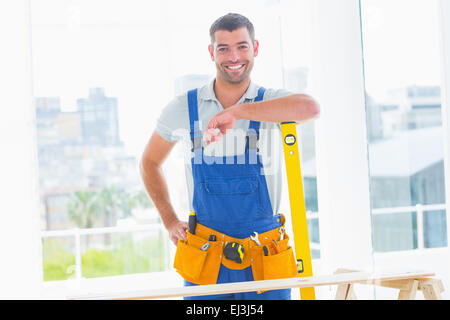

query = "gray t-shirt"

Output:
[[156, 79, 292, 213]]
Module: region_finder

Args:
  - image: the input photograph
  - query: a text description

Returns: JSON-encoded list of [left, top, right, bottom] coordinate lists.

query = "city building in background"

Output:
[[35, 88, 147, 231]]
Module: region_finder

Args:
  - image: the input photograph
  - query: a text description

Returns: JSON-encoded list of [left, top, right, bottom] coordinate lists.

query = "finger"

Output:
[[204, 128, 221, 145], [211, 132, 223, 143], [177, 227, 187, 240], [204, 131, 212, 145], [206, 117, 219, 130], [171, 235, 178, 246]]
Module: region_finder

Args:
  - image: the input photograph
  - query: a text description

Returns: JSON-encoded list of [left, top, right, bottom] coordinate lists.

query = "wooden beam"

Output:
[[397, 280, 418, 300], [419, 279, 444, 300], [68, 270, 436, 300], [334, 269, 357, 300]]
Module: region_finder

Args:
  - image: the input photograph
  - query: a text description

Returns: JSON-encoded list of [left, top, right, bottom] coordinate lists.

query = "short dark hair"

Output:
[[209, 13, 255, 44]]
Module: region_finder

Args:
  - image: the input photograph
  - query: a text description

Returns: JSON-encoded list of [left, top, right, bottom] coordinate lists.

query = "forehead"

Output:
[[213, 27, 252, 46]]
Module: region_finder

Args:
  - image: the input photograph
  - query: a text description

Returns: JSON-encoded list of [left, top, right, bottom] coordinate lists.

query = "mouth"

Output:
[[224, 63, 245, 71]]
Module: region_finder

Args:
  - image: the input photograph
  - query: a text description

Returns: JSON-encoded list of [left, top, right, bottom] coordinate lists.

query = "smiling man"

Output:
[[140, 13, 320, 300]]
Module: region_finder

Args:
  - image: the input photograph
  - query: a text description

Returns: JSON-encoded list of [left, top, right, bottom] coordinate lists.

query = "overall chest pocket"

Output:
[[203, 176, 258, 195], [196, 176, 266, 222]]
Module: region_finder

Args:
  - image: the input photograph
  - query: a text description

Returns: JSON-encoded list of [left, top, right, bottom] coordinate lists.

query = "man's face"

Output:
[[208, 27, 259, 84]]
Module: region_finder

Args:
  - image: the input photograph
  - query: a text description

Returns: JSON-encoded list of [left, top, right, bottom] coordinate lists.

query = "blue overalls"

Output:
[[183, 87, 291, 300]]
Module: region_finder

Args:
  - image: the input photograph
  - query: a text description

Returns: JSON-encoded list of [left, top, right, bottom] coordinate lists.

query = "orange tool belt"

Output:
[[173, 214, 298, 286]]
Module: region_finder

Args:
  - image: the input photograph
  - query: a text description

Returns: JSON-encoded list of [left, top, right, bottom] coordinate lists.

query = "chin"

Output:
[[223, 71, 251, 84]]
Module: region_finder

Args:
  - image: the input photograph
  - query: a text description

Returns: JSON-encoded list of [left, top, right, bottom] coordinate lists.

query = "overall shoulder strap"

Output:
[[246, 87, 266, 152], [187, 89, 202, 152], [248, 87, 265, 133]]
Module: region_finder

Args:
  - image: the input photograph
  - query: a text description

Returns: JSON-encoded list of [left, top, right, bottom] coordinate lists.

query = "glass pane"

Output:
[[31, 0, 172, 281], [371, 212, 417, 252], [42, 237, 75, 281], [80, 230, 169, 278], [424, 209, 448, 248], [361, 0, 447, 253]]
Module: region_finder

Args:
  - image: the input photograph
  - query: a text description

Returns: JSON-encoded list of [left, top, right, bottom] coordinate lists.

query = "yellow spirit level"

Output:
[[281, 122, 315, 300]]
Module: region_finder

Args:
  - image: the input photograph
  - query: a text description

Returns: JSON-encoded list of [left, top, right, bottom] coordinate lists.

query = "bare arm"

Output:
[[234, 94, 320, 124], [205, 94, 320, 144], [140, 131, 187, 245]]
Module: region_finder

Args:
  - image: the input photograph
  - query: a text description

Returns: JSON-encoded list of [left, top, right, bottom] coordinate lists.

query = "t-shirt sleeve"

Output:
[[155, 94, 189, 143], [264, 87, 294, 100]]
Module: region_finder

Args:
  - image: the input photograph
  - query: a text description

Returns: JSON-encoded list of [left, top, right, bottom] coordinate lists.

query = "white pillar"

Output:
[[438, 0, 450, 267], [311, 0, 374, 297], [0, 0, 43, 298]]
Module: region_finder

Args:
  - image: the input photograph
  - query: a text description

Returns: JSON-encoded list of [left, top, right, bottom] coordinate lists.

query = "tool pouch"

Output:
[[173, 231, 222, 285], [262, 245, 297, 280], [250, 234, 298, 282]]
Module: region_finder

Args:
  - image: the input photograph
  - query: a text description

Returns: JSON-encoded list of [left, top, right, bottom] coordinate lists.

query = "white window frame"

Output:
[[439, 0, 450, 259], [310, 0, 374, 299], [0, 0, 42, 298]]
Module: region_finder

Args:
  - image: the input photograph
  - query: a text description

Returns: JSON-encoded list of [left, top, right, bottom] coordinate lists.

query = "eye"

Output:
[[218, 47, 228, 52], [239, 45, 249, 50]]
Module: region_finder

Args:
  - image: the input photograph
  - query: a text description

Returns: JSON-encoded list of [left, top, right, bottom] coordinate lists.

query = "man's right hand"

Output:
[[167, 220, 188, 246]]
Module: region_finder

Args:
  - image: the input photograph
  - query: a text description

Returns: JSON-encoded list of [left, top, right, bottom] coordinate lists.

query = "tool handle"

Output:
[[271, 240, 281, 254], [188, 212, 197, 234]]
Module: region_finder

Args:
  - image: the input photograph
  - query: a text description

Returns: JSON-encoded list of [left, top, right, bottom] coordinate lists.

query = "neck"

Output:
[[214, 76, 251, 109]]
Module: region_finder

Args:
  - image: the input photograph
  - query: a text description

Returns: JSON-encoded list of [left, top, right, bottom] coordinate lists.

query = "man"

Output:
[[140, 13, 320, 300]]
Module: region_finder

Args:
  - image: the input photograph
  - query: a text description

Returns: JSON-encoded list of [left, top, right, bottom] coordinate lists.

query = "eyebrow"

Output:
[[216, 41, 250, 48]]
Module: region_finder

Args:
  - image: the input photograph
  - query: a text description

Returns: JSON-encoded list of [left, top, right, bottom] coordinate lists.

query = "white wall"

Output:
[[0, 0, 43, 298], [439, 0, 450, 272]]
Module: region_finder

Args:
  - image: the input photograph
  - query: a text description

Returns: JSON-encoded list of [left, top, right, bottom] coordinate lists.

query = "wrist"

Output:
[[231, 103, 244, 121], [163, 215, 180, 231]]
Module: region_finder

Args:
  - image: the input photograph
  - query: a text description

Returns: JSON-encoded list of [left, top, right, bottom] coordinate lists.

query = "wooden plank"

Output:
[[332, 269, 414, 291], [373, 279, 417, 290], [334, 269, 357, 300], [335, 284, 357, 300], [418, 279, 445, 292], [397, 280, 418, 300], [68, 270, 436, 300], [419, 279, 444, 300]]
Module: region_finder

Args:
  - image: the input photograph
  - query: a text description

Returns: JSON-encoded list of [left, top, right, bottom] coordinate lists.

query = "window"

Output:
[[31, 0, 173, 282], [361, 0, 447, 253]]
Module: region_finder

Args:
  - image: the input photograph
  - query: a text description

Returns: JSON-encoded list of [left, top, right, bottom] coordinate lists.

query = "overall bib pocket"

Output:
[[203, 176, 258, 195], [196, 176, 263, 223]]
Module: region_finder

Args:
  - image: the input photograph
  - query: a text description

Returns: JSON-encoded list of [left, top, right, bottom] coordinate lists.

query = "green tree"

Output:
[[67, 187, 155, 229], [67, 190, 100, 229], [98, 186, 123, 227], [131, 190, 154, 210]]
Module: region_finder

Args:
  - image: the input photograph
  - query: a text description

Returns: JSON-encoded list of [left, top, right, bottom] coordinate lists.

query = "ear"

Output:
[[208, 44, 215, 62], [253, 40, 259, 57]]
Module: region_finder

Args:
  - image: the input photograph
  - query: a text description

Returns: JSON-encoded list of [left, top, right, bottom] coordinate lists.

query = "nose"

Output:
[[227, 48, 240, 63]]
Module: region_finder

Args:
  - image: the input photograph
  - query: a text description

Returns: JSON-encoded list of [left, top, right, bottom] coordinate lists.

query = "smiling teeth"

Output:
[[227, 65, 243, 69]]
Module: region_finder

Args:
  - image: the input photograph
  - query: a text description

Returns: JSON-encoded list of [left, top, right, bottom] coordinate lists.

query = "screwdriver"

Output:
[[188, 212, 197, 234], [271, 240, 281, 254]]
